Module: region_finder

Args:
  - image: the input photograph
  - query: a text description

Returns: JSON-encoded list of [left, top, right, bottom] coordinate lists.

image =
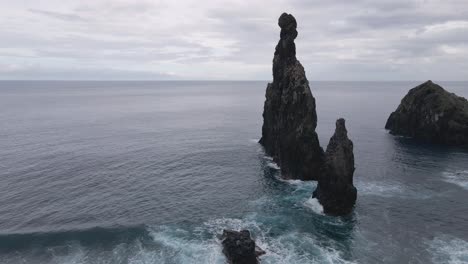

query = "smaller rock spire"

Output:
[[333, 118, 348, 140], [313, 118, 357, 215]]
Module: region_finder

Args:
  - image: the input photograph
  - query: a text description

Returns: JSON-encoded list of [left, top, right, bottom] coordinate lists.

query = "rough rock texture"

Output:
[[221, 230, 265, 264], [259, 13, 324, 180], [385, 80, 468, 146], [313, 119, 357, 216]]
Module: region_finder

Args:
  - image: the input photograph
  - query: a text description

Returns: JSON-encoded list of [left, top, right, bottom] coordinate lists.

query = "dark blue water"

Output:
[[0, 81, 467, 263]]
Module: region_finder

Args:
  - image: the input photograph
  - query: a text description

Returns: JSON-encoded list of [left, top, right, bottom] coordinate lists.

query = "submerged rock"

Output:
[[259, 13, 324, 180], [221, 230, 265, 264], [313, 119, 357, 216], [385, 81, 468, 146]]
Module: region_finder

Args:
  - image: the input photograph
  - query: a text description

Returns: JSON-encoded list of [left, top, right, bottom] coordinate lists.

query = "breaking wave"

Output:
[[442, 170, 468, 190], [427, 236, 468, 264], [304, 197, 325, 215]]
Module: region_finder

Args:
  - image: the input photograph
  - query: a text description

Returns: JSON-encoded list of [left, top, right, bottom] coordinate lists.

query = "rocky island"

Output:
[[259, 13, 324, 181], [313, 119, 357, 216], [221, 230, 265, 264], [385, 80, 468, 146]]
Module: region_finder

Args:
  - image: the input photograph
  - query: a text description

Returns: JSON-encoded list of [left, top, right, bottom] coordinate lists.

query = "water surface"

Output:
[[0, 81, 467, 263]]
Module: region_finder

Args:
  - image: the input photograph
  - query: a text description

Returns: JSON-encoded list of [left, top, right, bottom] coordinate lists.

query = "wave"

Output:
[[266, 161, 280, 170], [0, 182, 355, 264], [0, 225, 151, 252], [199, 217, 355, 264], [146, 225, 225, 263], [262, 153, 281, 171], [427, 236, 468, 264], [442, 170, 468, 190], [355, 181, 405, 197], [0, 219, 357, 264], [249, 138, 261, 144], [0, 146, 356, 263], [304, 197, 324, 215]]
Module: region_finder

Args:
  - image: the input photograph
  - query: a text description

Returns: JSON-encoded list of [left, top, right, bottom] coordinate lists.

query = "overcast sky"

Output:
[[1, 0, 467, 80]]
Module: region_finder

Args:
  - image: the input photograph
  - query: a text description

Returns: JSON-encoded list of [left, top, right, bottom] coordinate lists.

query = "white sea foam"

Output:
[[279, 178, 302, 185], [201, 217, 354, 264], [442, 170, 468, 190], [266, 161, 280, 170], [428, 236, 468, 264], [262, 154, 281, 170], [274, 174, 316, 192], [304, 197, 324, 215], [50, 242, 86, 264], [147, 225, 224, 264], [249, 138, 260, 144], [355, 181, 405, 197], [259, 232, 356, 264]]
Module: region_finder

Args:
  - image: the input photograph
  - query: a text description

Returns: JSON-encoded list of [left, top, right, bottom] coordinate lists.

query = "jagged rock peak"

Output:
[[259, 13, 324, 180], [333, 118, 348, 139], [325, 118, 355, 183], [276, 13, 297, 60], [313, 118, 357, 216]]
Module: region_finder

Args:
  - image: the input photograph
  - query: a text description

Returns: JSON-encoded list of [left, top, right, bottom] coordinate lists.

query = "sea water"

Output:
[[0, 81, 467, 263]]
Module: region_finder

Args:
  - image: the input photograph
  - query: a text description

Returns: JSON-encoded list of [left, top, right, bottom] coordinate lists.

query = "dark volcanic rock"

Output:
[[313, 119, 357, 216], [221, 230, 265, 264], [259, 13, 324, 180], [385, 80, 468, 146]]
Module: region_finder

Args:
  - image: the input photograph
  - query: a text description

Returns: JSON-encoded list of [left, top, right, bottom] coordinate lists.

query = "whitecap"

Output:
[[147, 225, 225, 264], [266, 161, 280, 170], [427, 236, 468, 264], [249, 138, 260, 144], [258, 232, 356, 264], [203, 218, 355, 264], [442, 170, 468, 190], [280, 178, 302, 185], [202, 217, 264, 236], [355, 181, 405, 197], [304, 197, 324, 215], [145, 215, 358, 264], [49, 242, 86, 264]]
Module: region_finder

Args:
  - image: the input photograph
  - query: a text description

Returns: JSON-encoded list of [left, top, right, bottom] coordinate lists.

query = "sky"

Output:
[[0, 0, 468, 81]]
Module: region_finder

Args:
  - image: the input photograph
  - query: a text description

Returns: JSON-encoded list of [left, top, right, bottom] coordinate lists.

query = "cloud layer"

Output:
[[1, 0, 467, 80]]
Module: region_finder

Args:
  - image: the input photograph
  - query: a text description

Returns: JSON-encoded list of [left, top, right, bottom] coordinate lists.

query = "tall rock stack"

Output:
[[259, 13, 324, 181], [260, 13, 357, 216], [313, 119, 357, 216]]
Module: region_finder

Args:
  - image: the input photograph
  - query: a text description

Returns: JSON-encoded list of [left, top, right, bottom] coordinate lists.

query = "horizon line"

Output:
[[1, 79, 468, 82]]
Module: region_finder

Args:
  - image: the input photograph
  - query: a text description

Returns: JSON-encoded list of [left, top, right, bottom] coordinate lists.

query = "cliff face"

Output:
[[313, 119, 357, 216], [385, 81, 468, 146], [259, 13, 324, 180]]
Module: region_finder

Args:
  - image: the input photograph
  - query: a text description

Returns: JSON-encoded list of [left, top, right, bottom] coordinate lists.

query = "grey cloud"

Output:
[[1, 0, 467, 80], [347, 12, 466, 30], [29, 8, 87, 22], [0, 64, 177, 80]]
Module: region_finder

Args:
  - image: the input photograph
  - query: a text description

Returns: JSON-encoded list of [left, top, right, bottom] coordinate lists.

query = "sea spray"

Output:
[[304, 197, 325, 215]]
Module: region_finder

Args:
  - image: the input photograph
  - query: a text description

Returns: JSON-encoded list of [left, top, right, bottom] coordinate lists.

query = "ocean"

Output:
[[0, 80, 467, 264]]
